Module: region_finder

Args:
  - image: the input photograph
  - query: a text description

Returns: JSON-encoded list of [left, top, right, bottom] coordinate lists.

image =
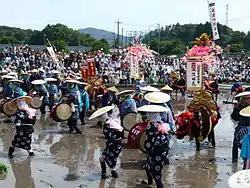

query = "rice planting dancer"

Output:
[[138, 104, 171, 188], [8, 96, 36, 157], [89, 106, 123, 179]]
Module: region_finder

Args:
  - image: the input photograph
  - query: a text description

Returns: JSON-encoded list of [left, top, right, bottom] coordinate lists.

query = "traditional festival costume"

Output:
[[46, 78, 59, 111], [65, 79, 83, 134], [89, 106, 123, 179], [8, 96, 36, 157], [138, 105, 171, 188], [78, 82, 90, 125]]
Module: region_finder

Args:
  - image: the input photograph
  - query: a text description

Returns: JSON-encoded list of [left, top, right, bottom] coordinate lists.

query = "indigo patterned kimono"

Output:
[[48, 84, 59, 110], [102, 123, 123, 169], [12, 109, 36, 151], [144, 122, 170, 180]]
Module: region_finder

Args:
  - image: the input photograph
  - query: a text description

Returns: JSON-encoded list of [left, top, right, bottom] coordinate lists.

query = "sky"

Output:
[[0, 0, 249, 34]]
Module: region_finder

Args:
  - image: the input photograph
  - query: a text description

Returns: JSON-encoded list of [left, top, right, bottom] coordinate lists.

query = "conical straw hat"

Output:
[[161, 85, 173, 91], [107, 86, 119, 93], [137, 105, 169, 112], [65, 79, 79, 84], [228, 169, 250, 188], [89, 106, 115, 120], [235, 91, 250, 98], [144, 92, 170, 104], [117, 90, 134, 96], [239, 106, 250, 117], [31, 80, 46, 85], [8, 79, 24, 84], [45, 78, 57, 82], [140, 85, 160, 92], [9, 96, 33, 108], [2, 75, 15, 80]]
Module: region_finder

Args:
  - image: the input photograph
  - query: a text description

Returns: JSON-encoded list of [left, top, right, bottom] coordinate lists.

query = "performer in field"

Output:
[[8, 96, 36, 157]]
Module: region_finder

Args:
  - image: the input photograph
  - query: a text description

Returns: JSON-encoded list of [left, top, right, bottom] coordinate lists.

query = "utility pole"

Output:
[[43, 33, 46, 48], [122, 27, 124, 49], [115, 19, 122, 55], [226, 4, 229, 27], [157, 24, 160, 55]]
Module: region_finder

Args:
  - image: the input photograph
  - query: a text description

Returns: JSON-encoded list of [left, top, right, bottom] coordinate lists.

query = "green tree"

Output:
[[230, 44, 243, 52], [52, 40, 68, 52]]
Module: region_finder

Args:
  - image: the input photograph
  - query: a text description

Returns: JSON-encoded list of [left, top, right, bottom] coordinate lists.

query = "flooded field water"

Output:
[[0, 92, 243, 188]]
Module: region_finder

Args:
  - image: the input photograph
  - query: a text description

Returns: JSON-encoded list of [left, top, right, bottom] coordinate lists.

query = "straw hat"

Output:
[[89, 106, 115, 120], [239, 106, 250, 117], [140, 85, 160, 92], [228, 169, 250, 188], [77, 81, 89, 86], [137, 105, 169, 112], [235, 91, 250, 98], [9, 96, 33, 108], [161, 85, 173, 91], [1, 75, 15, 80], [31, 69, 39, 73], [51, 70, 59, 74], [45, 78, 57, 82], [117, 90, 134, 96], [8, 79, 24, 84], [38, 68, 46, 73], [144, 92, 170, 104], [31, 80, 46, 85], [7, 72, 18, 77], [65, 79, 79, 84], [107, 86, 119, 93]]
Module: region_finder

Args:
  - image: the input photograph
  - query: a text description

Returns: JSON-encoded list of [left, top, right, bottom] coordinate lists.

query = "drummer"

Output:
[[31, 80, 49, 115], [65, 79, 82, 134], [89, 106, 123, 179], [232, 93, 250, 163], [2, 75, 15, 98], [46, 78, 59, 111], [101, 86, 119, 107], [19, 71, 31, 93], [231, 76, 243, 95], [78, 82, 90, 125], [8, 96, 36, 157], [161, 85, 175, 118], [9, 80, 27, 98], [138, 105, 171, 188], [119, 90, 137, 122]]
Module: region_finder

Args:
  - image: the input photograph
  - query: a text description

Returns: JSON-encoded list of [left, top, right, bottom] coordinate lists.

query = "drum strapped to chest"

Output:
[[50, 102, 72, 122], [122, 112, 142, 131], [30, 94, 43, 109], [1, 99, 17, 116], [127, 122, 148, 154]]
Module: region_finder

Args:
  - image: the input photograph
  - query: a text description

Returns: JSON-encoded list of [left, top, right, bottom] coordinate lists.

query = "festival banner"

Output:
[[87, 58, 96, 78], [81, 65, 89, 79], [46, 47, 58, 63], [208, 3, 220, 40], [130, 56, 140, 79], [186, 61, 203, 91]]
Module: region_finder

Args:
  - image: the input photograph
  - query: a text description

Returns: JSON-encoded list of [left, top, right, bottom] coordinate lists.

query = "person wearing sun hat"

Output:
[[8, 96, 36, 157], [89, 106, 123, 179], [232, 94, 250, 163], [9, 80, 27, 98], [46, 78, 59, 111], [19, 71, 31, 93], [78, 81, 90, 125], [65, 79, 83, 134], [2, 75, 15, 98], [101, 86, 119, 107], [31, 79, 49, 115], [138, 104, 171, 188]]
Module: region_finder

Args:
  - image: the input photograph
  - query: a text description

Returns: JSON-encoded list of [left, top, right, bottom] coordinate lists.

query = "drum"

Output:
[[30, 95, 43, 109], [127, 122, 148, 153], [2, 99, 17, 116], [122, 113, 142, 131], [50, 103, 72, 122]]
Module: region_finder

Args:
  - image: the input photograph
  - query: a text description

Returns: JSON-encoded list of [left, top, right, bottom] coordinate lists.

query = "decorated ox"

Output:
[[175, 90, 220, 150]]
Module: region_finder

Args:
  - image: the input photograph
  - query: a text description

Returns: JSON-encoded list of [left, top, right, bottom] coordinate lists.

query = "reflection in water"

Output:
[[171, 149, 217, 188], [0, 125, 15, 152], [9, 157, 35, 188], [50, 135, 88, 181]]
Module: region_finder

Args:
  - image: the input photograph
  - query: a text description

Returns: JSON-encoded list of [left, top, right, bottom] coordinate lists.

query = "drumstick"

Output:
[[40, 96, 44, 101]]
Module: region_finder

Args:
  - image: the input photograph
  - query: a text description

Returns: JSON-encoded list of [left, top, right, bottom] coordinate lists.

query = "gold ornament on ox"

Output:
[[188, 90, 217, 116]]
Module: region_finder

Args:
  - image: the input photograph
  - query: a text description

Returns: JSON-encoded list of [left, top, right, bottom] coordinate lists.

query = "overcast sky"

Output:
[[0, 0, 249, 33]]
